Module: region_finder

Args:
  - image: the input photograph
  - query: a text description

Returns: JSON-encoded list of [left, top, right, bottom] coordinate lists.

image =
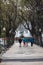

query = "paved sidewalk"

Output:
[[0, 42, 43, 65], [0, 61, 43, 65], [1, 42, 43, 59]]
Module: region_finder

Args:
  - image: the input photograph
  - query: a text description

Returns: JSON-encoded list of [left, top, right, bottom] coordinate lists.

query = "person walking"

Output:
[[19, 38, 22, 47]]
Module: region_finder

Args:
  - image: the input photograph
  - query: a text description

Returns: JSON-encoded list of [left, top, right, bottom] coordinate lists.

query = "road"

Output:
[[0, 41, 43, 65]]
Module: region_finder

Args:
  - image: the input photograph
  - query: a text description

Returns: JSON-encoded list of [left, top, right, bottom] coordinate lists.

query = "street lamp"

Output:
[[39, 28, 42, 45], [3, 27, 6, 46], [3, 26, 6, 31]]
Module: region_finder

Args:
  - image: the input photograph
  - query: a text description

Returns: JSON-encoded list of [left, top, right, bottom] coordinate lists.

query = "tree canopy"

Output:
[[0, 0, 43, 45]]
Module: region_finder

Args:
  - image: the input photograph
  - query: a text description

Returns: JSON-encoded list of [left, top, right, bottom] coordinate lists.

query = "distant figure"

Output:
[[22, 38, 28, 47], [19, 38, 22, 47], [31, 42, 33, 47], [23, 42, 26, 46], [0, 59, 2, 63], [29, 38, 34, 47]]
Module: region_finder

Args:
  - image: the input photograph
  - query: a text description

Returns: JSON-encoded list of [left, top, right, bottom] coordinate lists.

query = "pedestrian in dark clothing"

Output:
[[23, 42, 25, 46], [19, 38, 22, 47], [31, 42, 33, 47], [0, 59, 2, 63]]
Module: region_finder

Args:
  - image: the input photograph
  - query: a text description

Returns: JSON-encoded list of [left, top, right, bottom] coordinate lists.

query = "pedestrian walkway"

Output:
[[1, 42, 43, 60], [0, 42, 43, 65]]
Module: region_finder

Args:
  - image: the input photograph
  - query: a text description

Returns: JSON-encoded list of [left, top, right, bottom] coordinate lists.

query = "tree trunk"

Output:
[[0, 27, 1, 38]]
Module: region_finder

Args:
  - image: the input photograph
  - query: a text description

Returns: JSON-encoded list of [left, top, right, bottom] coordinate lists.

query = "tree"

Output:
[[18, 0, 43, 46], [0, 0, 43, 46], [0, 0, 20, 47]]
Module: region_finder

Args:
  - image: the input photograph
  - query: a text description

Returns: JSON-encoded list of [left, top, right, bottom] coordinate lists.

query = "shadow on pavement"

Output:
[[2, 58, 43, 62]]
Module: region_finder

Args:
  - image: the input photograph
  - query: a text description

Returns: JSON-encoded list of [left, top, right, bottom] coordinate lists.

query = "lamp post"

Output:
[[39, 28, 42, 46], [3, 27, 6, 31], [3, 27, 6, 46]]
